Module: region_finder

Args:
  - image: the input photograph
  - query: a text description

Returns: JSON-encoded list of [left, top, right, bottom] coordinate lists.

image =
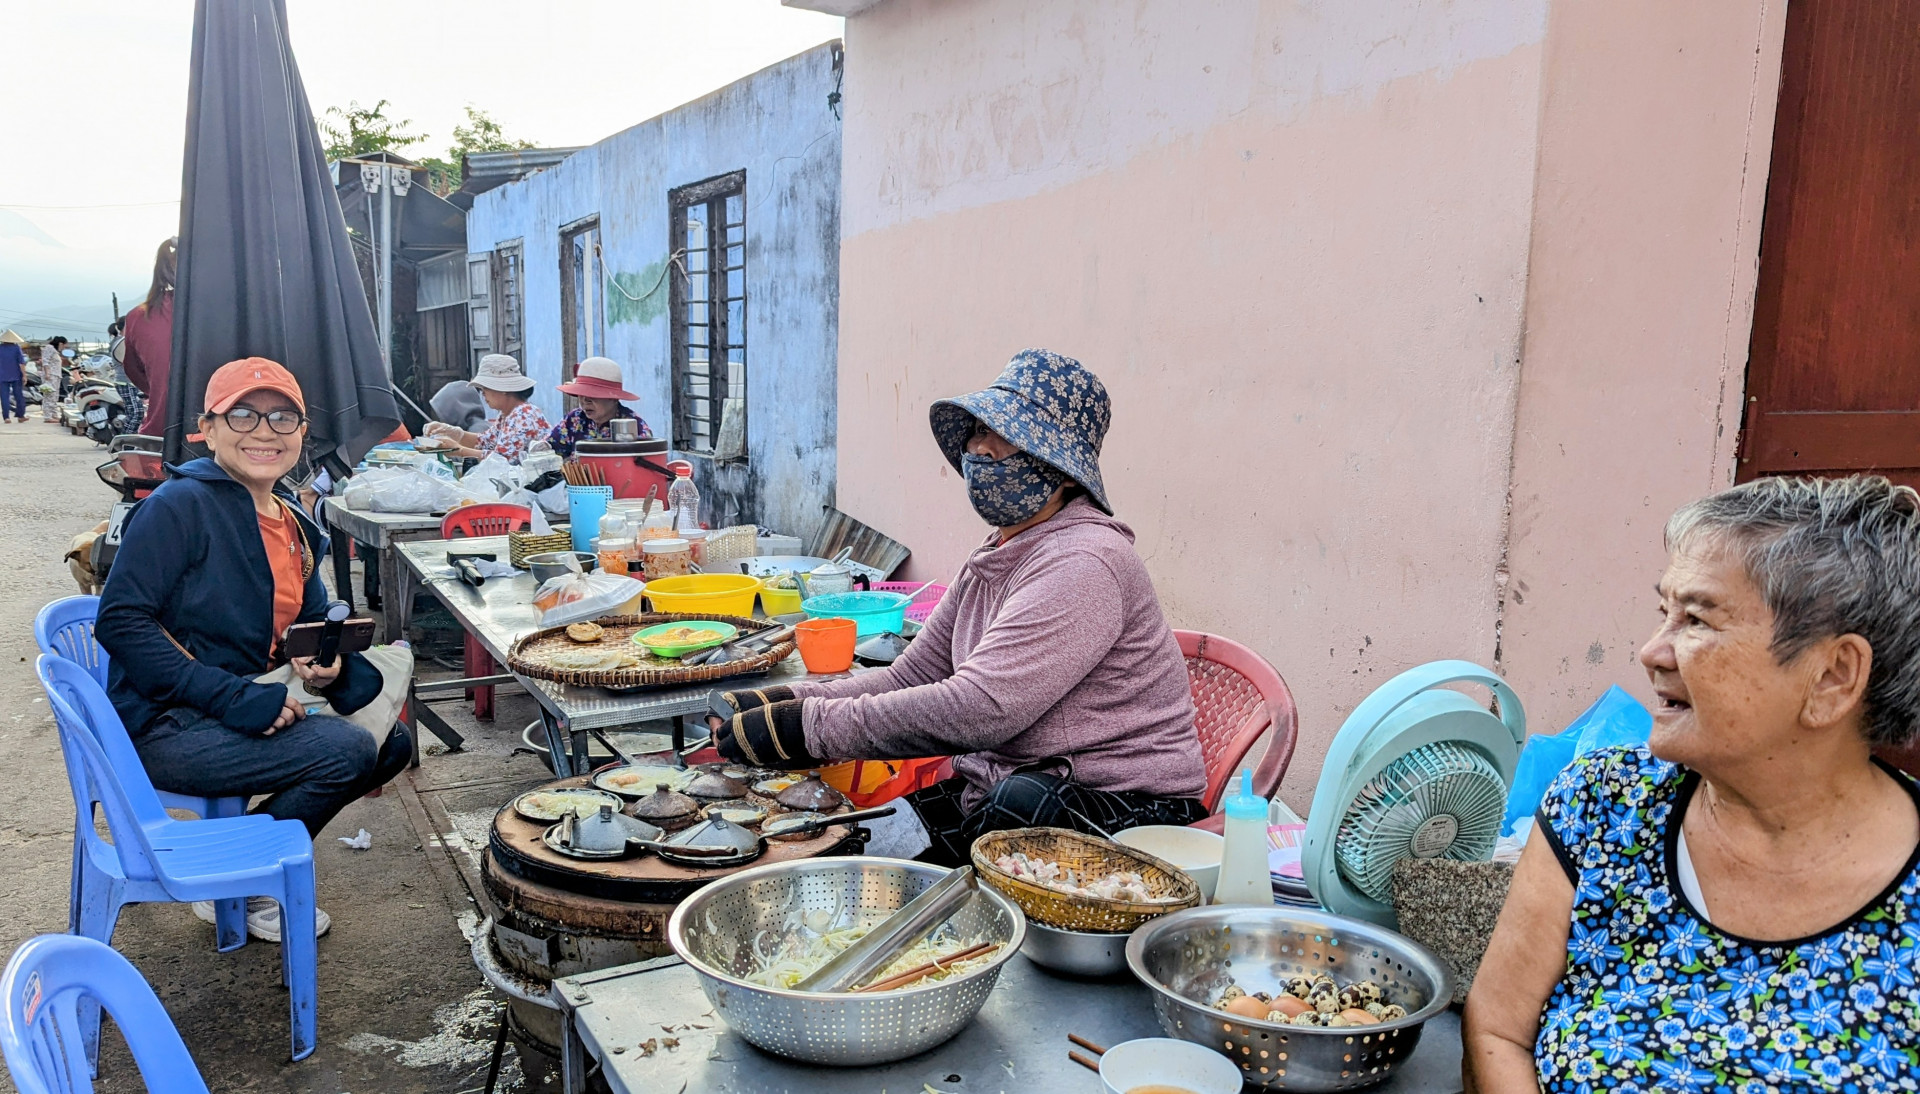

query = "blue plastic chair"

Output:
[[36, 656, 319, 1063], [0, 934, 210, 1094], [33, 597, 248, 951]]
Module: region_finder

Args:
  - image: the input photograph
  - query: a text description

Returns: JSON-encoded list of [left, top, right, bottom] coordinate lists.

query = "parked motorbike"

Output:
[[73, 383, 130, 444], [90, 434, 166, 585]]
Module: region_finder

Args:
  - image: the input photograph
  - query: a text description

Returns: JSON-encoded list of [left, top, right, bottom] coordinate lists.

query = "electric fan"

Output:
[[1303, 661, 1526, 927]]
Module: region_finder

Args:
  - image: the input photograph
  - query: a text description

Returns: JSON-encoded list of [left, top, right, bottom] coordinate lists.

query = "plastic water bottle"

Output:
[[667, 462, 702, 534], [1214, 770, 1275, 906]]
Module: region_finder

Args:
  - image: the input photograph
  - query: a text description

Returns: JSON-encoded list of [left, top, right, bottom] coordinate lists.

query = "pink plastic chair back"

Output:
[[1176, 630, 1299, 815], [440, 504, 532, 539]]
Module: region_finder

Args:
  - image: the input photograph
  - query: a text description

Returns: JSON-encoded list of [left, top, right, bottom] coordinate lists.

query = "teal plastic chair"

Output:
[[34, 596, 248, 951], [0, 934, 210, 1094], [36, 656, 320, 1063]]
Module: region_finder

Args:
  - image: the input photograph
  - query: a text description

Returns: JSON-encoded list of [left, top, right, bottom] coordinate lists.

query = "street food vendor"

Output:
[[547, 356, 653, 457], [422, 353, 552, 462], [709, 349, 1207, 865]]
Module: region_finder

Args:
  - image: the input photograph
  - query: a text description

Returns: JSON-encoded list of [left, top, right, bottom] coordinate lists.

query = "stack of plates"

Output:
[[1269, 822, 1318, 907]]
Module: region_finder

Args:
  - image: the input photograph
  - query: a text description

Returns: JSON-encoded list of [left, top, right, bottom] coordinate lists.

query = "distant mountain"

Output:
[[0, 209, 62, 247], [0, 207, 149, 339]]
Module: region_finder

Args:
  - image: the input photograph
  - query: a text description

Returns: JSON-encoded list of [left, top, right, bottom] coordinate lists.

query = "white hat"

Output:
[[471, 353, 536, 393]]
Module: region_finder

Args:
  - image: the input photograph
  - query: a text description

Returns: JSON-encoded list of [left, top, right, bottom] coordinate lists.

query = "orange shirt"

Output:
[[258, 505, 306, 655]]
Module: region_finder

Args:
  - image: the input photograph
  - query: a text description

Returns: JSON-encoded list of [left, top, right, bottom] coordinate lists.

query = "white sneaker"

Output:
[[191, 897, 331, 941]]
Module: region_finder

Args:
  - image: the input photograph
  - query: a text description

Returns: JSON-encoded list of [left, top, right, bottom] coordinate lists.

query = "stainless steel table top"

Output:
[[553, 952, 1463, 1093], [398, 535, 811, 731], [322, 497, 444, 548]]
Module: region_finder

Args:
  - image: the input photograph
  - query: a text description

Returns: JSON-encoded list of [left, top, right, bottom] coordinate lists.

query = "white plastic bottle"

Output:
[[667, 463, 702, 534], [1214, 770, 1275, 906]]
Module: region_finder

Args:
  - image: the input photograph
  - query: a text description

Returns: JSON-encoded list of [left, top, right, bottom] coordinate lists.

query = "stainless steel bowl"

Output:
[[1125, 906, 1453, 1091], [1021, 920, 1131, 977], [667, 856, 1026, 1065], [526, 550, 598, 584]]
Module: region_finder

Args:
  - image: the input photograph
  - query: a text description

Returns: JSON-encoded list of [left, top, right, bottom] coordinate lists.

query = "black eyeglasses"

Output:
[[218, 407, 306, 434]]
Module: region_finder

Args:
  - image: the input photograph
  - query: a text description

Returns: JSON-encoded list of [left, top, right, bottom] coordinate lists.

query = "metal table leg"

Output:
[[377, 544, 408, 644], [538, 707, 574, 777], [326, 515, 355, 611], [570, 730, 592, 777]]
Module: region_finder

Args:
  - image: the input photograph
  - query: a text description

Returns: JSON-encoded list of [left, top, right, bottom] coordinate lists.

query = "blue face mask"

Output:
[[961, 450, 1067, 527]]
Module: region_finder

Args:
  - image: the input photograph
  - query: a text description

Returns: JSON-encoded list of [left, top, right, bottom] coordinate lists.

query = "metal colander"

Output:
[[666, 856, 1026, 1065], [1125, 906, 1454, 1091]]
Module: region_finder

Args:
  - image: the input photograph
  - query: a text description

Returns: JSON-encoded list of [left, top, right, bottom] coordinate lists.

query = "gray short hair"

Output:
[[1665, 475, 1920, 748]]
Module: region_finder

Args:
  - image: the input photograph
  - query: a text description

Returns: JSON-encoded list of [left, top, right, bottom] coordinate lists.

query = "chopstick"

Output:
[[1067, 1033, 1108, 1074], [850, 942, 998, 993]]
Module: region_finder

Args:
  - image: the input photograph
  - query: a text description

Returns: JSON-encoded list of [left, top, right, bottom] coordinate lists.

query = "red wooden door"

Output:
[[1740, 0, 1920, 489]]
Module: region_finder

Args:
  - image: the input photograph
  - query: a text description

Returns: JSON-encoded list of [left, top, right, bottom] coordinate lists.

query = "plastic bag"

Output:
[[534, 570, 644, 626], [1502, 685, 1652, 835], [458, 453, 512, 501]]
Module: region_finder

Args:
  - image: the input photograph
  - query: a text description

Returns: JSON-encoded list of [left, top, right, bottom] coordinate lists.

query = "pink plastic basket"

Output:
[[870, 581, 948, 623]]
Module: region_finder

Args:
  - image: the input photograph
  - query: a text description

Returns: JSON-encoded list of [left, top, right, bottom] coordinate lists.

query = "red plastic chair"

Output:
[[1174, 630, 1298, 833], [440, 505, 531, 718]]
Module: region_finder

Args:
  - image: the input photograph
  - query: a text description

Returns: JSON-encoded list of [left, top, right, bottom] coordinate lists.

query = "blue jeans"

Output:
[[135, 709, 412, 837], [0, 380, 23, 420]]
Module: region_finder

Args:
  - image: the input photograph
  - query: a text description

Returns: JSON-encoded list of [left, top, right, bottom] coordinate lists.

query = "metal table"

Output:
[[322, 497, 446, 643], [548, 954, 1464, 1093], [398, 536, 810, 775]]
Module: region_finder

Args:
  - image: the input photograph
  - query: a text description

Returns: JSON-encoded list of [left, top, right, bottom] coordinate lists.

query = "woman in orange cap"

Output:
[[96, 358, 411, 942]]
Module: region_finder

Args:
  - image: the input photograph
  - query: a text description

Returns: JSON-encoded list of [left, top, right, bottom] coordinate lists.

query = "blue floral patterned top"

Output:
[[1535, 746, 1920, 1093]]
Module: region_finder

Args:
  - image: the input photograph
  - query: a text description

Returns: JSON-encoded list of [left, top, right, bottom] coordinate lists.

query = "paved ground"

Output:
[[0, 414, 559, 1093]]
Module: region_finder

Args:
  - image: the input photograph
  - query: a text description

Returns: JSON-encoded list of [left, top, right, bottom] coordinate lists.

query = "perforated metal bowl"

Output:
[[666, 856, 1026, 1065], [1125, 906, 1453, 1091]]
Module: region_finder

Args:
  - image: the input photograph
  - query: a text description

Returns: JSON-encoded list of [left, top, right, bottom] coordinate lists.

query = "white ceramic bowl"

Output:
[[1115, 826, 1224, 903], [1098, 1037, 1243, 1094]]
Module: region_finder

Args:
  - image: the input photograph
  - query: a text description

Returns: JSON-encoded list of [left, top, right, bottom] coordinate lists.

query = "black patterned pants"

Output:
[[906, 771, 1209, 867]]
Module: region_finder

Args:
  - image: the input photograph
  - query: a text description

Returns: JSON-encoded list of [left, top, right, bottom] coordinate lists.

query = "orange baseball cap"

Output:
[[204, 357, 306, 414]]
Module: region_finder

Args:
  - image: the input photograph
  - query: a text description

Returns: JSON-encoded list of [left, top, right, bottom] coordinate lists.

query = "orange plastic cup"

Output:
[[794, 617, 858, 674]]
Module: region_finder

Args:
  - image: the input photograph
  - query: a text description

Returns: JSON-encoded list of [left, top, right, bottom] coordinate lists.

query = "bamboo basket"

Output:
[[507, 613, 796, 689], [971, 827, 1200, 933], [509, 529, 575, 569]]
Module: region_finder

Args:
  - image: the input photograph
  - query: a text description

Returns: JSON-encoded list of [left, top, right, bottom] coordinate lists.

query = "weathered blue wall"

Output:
[[467, 42, 842, 542]]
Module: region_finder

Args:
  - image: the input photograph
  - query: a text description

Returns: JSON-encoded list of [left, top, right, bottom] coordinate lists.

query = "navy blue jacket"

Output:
[[96, 458, 383, 738]]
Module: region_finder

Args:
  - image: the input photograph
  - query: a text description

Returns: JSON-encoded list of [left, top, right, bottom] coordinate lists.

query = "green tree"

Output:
[[319, 99, 425, 161], [419, 106, 537, 195]]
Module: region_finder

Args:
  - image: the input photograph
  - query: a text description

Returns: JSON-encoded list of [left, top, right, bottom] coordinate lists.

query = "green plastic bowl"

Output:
[[630, 621, 738, 658]]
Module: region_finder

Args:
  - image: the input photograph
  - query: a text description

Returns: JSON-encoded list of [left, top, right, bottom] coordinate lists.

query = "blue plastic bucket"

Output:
[[566, 485, 613, 554], [801, 590, 911, 636]]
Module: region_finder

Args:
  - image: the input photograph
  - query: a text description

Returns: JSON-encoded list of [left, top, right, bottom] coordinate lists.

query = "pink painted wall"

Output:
[[1499, 0, 1786, 733], [816, 0, 1785, 805], [831, 0, 1550, 805]]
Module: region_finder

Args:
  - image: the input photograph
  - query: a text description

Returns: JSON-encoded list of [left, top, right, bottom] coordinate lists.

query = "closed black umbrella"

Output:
[[167, 0, 400, 468]]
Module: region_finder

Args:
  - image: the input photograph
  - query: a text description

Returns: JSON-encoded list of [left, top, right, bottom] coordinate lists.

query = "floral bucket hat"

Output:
[[929, 348, 1113, 514]]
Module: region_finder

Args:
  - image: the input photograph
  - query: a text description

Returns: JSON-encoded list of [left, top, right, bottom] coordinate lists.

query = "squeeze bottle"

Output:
[[1214, 770, 1275, 906]]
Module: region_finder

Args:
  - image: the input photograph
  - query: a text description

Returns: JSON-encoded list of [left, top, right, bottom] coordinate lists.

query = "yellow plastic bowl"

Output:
[[759, 583, 804, 615], [643, 574, 761, 617]]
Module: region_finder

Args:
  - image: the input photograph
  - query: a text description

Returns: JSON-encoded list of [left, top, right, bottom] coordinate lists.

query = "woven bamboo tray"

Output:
[[507, 613, 795, 689], [971, 827, 1200, 933]]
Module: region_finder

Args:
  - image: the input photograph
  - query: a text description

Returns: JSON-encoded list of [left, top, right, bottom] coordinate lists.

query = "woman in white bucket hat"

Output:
[[547, 356, 651, 457], [424, 354, 552, 462]]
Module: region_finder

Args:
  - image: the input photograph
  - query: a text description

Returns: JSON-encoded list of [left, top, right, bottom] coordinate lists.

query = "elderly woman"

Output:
[[97, 358, 412, 942], [1464, 475, 1920, 1092], [423, 354, 552, 462], [547, 356, 652, 457], [707, 350, 1207, 865]]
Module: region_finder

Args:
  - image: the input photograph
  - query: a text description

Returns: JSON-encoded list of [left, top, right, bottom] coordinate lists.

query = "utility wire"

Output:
[[0, 200, 179, 210]]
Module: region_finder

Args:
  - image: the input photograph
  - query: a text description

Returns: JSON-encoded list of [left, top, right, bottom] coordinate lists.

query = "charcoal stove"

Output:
[[479, 775, 870, 1090]]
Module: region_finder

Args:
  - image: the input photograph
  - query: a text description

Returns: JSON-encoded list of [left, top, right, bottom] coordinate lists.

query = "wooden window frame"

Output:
[[558, 216, 604, 388], [668, 171, 747, 457]]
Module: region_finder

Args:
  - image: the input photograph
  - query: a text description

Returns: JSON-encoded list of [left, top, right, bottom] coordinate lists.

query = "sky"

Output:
[[0, 0, 842, 340]]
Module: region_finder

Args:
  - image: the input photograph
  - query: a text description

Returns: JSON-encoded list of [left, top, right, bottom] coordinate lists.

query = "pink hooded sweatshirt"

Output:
[[791, 497, 1207, 810]]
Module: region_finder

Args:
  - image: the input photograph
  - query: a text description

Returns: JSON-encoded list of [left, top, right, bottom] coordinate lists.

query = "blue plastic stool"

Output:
[[0, 933, 211, 1094], [34, 596, 249, 951], [37, 657, 320, 1064]]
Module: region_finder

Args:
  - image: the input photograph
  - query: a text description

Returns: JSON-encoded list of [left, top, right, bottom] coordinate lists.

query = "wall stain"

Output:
[[607, 259, 670, 327]]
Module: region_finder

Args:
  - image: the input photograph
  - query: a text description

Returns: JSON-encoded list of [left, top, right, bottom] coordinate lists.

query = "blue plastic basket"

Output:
[[801, 590, 910, 636]]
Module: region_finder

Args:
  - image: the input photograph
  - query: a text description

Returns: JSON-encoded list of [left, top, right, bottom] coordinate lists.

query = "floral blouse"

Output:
[[475, 400, 552, 463], [546, 405, 650, 458], [1535, 747, 1920, 1093]]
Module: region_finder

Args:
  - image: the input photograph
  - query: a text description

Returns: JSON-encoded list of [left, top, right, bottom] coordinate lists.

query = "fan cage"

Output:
[[1334, 742, 1506, 902]]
